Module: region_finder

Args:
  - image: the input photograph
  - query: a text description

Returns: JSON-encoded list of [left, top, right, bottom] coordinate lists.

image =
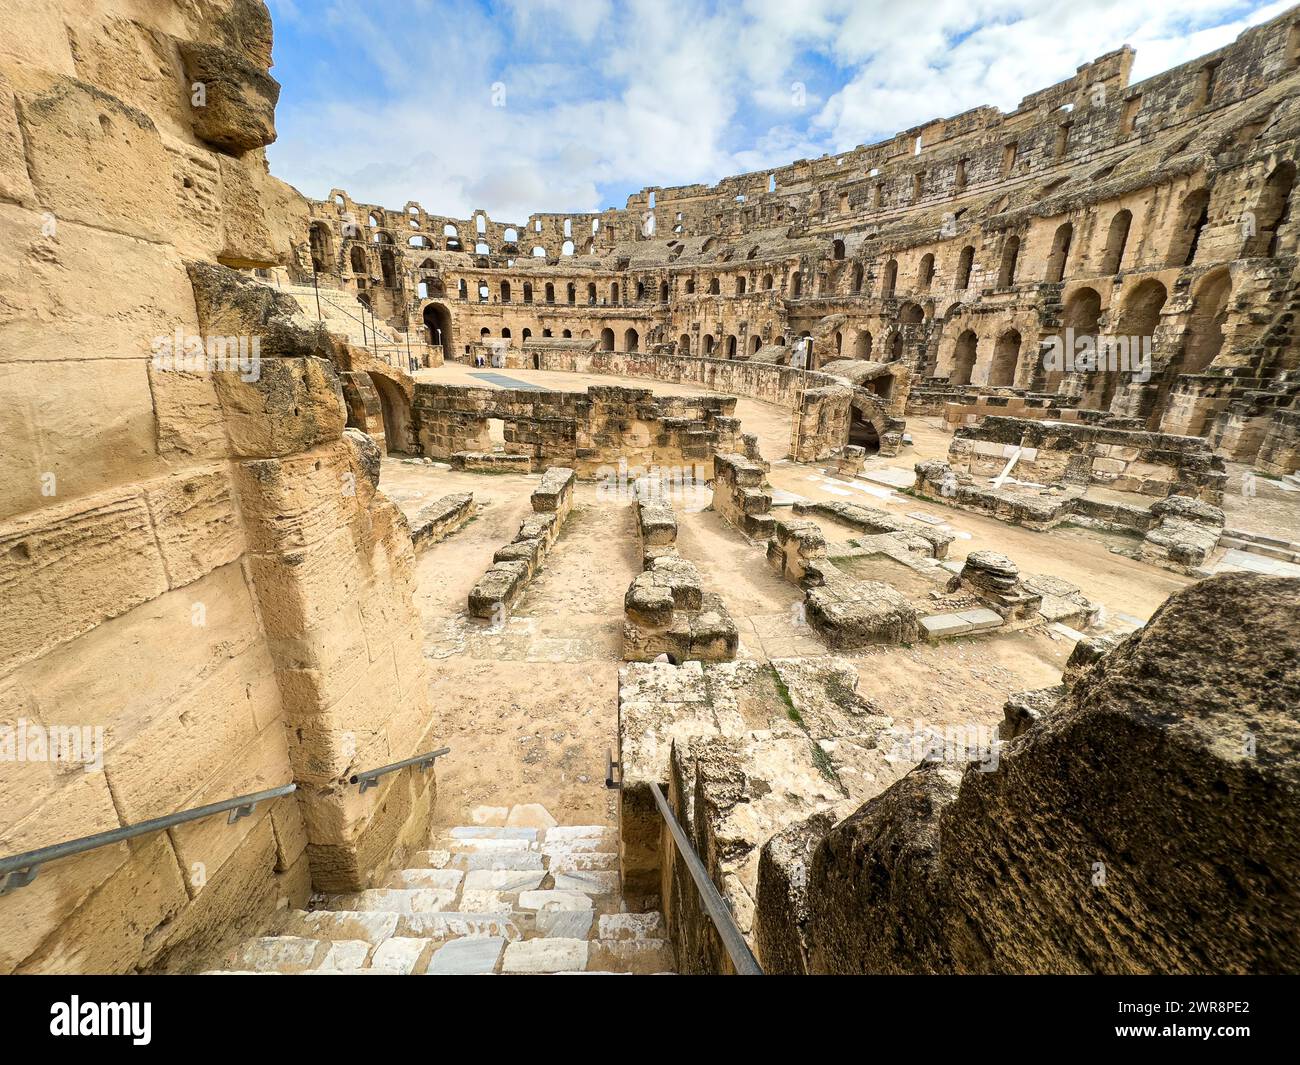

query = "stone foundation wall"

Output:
[[413, 381, 741, 478], [765, 574, 1300, 974], [0, 0, 438, 973]]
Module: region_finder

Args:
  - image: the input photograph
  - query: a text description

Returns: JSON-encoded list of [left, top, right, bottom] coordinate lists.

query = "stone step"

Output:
[[321, 888, 458, 913], [589, 938, 674, 974]]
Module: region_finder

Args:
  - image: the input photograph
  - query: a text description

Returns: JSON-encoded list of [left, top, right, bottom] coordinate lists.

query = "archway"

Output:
[[990, 329, 1021, 386], [422, 301, 454, 361], [848, 402, 881, 454], [951, 330, 978, 385]]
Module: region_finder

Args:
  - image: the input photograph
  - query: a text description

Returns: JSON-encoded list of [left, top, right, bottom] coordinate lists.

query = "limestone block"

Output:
[[165, 722, 294, 887], [104, 654, 272, 825], [13, 834, 188, 975], [426, 936, 504, 974], [16, 77, 181, 241], [178, 40, 279, 155], [142, 466, 245, 588], [0, 71, 34, 206], [0, 358, 163, 521], [501, 937, 589, 974], [0, 488, 168, 670], [213, 357, 346, 459]]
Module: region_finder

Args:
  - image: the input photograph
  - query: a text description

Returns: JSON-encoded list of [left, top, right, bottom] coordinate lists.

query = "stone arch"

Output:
[[367, 371, 414, 454], [853, 329, 873, 358], [1184, 268, 1231, 373], [625, 328, 639, 352], [309, 222, 333, 273], [600, 327, 615, 350], [1245, 161, 1296, 257], [990, 329, 1022, 386], [1046, 222, 1073, 283], [881, 259, 898, 298], [955, 245, 975, 289], [1100, 209, 1132, 274], [997, 235, 1020, 287], [1168, 190, 1210, 267], [421, 301, 454, 361], [951, 329, 978, 385], [848, 394, 886, 454]]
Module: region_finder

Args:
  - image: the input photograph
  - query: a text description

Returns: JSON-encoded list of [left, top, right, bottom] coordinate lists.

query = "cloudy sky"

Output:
[[264, 0, 1289, 222]]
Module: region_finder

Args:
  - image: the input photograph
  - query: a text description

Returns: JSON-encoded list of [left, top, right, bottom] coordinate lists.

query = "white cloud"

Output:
[[264, 0, 1286, 221]]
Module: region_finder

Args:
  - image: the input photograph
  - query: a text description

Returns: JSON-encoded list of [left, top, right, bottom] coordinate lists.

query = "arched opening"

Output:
[[611, 282, 620, 303], [624, 328, 639, 352], [832, 239, 846, 260], [703, 334, 715, 357], [422, 302, 453, 361], [369, 372, 413, 455], [853, 330, 873, 358], [349, 245, 366, 274], [1245, 161, 1296, 257], [679, 333, 691, 355], [951, 330, 978, 385], [888, 332, 903, 361], [660, 281, 669, 302], [956, 245, 975, 289], [990, 329, 1021, 386], [1168, 190, 1209, 267], [736, 277, 747, 296], [545, 283, 555, 304], [588, 283, 597, 305], [1100, 209, 1132, 274], [1185, 269, 1231, 373], [1099, 278, 1166, 413], [309, 223, 333, 273], [848, 405, 881, 454], [567, 283, 576, 305], [749, 335, 762, 354], [851, 263, 864, 294], [918, 253, 935, 291], [500, 280, 511, 302], [600, 328, 615, 351], [790, 273, 802, 297], [881, 259, 898, 298], [997, 235, 1020, 287], [708, 277, 720, 295], [762, 274, 774, 291], [726, 335, 737, 359], [1046, 222, 1073, 283]]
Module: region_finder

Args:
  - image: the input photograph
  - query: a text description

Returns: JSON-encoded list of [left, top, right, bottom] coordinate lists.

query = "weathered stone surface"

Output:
[[178, 40, 280, 155], [802, 574, 1300, 974]]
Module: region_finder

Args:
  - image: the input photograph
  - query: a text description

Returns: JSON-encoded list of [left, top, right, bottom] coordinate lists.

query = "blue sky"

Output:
[[264, 0, 1289, 223]]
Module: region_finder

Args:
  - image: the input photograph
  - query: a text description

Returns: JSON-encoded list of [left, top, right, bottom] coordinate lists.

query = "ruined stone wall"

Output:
[[412, 381, 740, 478], [0, 0, 436, 973], [299, 10, 1300, 471], [770, 574, 1300, 974]]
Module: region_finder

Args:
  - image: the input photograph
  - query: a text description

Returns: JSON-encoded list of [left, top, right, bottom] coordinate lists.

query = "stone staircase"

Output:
[[253, 277, 403, 350], [204, 805, 671, 975]]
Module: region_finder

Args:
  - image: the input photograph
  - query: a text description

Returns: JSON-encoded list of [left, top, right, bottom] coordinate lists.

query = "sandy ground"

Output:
[[388, 362, 1298, 836]]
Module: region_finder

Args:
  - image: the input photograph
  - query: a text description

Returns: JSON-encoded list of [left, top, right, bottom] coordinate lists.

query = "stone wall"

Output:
[[766, 574, 1300, 974], [0, 0, 437, 974], [413, 381, 741, 478]]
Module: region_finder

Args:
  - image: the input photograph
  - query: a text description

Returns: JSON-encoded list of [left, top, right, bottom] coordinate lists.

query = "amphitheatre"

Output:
[[0, 0, 1297, 979]]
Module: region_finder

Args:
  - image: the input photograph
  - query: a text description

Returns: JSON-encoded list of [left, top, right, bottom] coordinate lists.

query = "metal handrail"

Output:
[[349, 746, 450, 793], [0, 783, 297, 896], [649, 782, 763, 975]]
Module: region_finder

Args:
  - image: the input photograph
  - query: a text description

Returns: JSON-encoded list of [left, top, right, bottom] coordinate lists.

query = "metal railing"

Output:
[[0, 783, 297, 896], [649, 782, 763, 975], [349, 746, 450, 793]]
